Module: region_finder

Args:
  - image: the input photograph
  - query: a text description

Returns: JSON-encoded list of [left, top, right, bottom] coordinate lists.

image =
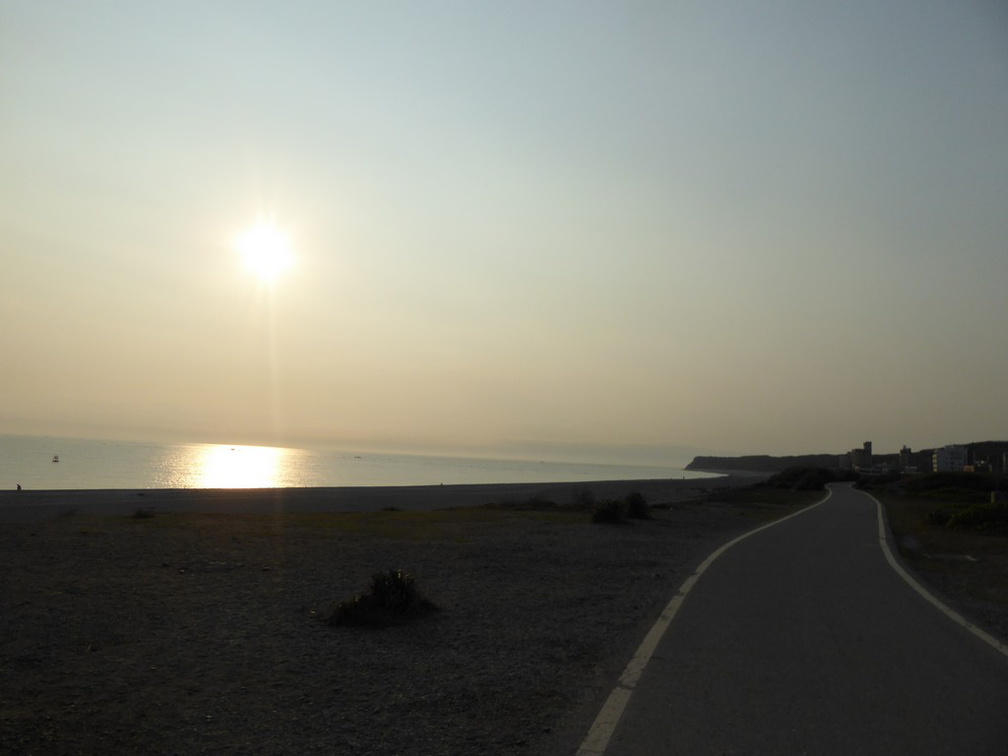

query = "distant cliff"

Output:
[[685, 454, 842, 473]]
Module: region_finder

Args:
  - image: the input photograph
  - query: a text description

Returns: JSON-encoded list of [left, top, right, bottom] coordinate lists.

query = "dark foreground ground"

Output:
[[2, 479, 1002, 755], [1, 477, 778, 755]]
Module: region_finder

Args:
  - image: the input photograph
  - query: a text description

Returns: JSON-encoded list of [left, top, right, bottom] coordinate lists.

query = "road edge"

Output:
[[863, 487, 1008, 660], [575, 488, 833, 756]]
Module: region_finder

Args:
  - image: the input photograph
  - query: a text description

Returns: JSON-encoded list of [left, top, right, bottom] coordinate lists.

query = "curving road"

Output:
[[588, 483, 1008, 755]]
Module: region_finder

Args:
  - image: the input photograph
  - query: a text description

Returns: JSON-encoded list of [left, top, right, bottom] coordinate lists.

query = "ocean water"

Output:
[[0, 435, 715, 490]]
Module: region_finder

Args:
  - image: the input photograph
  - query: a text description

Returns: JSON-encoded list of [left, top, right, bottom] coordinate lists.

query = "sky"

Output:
[[2, 1, 1006, 463]]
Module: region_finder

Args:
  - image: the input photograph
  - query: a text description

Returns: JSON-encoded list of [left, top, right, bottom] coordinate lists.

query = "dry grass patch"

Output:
[[704, 486, 825, 521], [876, 492, 1008, 609]]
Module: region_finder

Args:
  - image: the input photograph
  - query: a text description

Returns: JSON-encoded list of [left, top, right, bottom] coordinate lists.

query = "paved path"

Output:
[[587, 483, 1008, 755]]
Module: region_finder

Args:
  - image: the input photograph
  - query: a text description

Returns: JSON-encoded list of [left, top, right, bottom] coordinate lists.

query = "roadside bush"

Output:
[[328, 569, 439, 628], [626, 491, 649, 519], [591, 499, 625, 524], [902, 473, 993, 502], [946, 503, 1008, 532]]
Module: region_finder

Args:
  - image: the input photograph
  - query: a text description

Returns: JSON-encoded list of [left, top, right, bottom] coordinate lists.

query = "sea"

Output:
[[0, 434, 716, 491]]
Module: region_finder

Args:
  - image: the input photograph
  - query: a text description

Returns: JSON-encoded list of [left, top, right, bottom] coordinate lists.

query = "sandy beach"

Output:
[[0, 476, 771, 755]]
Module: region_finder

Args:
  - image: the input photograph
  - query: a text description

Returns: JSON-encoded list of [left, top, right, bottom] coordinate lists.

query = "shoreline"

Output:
[[0, 473, 766, 523]]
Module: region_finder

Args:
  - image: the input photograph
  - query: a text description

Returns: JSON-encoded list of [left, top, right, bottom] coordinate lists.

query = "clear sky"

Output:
[[2, 1, 1006, 463]]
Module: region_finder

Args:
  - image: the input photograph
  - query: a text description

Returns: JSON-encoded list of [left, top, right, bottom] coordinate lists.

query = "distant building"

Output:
[[899, 445, 918, 473], [933, 445, 967, 472], [850, 441, 873, 471]]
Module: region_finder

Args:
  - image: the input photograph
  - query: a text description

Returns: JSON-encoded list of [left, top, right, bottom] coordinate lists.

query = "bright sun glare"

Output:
[[234, 222, 293, 282]]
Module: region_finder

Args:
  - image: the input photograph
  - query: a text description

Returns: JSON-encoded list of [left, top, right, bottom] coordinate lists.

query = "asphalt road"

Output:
[[598, 483, 1008, 755]]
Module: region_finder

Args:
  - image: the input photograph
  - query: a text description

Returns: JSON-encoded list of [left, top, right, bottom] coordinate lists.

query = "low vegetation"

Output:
[[757, 467, 855, 491], [697, 480, 827, 525], [590, 491, 650, 524], [329, 569, 440, 628], [862, 473, 1008, 622], [864, 472, 1007, 534], [486, 495, 562, 511], [591, 498, 626, 523], [898, 472, 997, 505], [488, 488, 650, 523], [937, 503, 1008, 531]]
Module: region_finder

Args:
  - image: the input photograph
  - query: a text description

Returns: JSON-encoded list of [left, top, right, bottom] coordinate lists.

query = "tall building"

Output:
[[851, 441, 873, 471]]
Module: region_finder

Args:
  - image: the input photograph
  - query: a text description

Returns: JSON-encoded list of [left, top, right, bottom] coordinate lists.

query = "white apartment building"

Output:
[[932, 445, 967, 472]]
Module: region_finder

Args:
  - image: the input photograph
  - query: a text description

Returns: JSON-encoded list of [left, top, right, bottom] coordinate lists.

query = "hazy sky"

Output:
[[2, 1, 1006, 462]]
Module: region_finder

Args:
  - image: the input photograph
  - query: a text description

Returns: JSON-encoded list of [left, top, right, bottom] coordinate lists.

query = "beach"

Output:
[[0, 476, 770, 754], [0, 475, 764, 523]]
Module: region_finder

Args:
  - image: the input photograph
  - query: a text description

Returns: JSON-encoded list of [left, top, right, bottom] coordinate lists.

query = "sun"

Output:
[[234, 222, 293, 282]]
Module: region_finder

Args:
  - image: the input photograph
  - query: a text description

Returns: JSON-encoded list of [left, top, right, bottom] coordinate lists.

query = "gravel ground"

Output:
[[894, 548, 1008, 647], [3, 485, 1002, 755], [0, 494, 766, 755]]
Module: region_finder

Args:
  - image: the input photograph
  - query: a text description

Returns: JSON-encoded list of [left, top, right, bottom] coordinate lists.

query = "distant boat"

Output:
[[52, 455, 60, 463]]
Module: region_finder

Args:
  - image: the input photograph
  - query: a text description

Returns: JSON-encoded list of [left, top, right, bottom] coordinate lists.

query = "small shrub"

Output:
[[626, 491, 649, 519], [329, 569, 439, 628], [924, 508, 952, 526], [592, 499, 625, 524]]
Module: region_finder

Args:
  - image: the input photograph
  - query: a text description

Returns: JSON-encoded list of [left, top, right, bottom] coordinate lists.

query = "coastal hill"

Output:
[[686, 454, 842, 474]]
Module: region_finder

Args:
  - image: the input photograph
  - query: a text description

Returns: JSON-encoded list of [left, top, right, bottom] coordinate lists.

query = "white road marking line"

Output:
[[866, 488, 1008, 660], [576, 488, 833, 756]]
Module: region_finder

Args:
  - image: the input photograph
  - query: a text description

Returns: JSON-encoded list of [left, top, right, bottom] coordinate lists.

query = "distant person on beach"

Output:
[[16, 484, 21, 491]]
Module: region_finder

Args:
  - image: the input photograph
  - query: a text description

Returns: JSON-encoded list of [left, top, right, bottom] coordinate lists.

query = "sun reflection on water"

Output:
[[194, 444, 287, 488]]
